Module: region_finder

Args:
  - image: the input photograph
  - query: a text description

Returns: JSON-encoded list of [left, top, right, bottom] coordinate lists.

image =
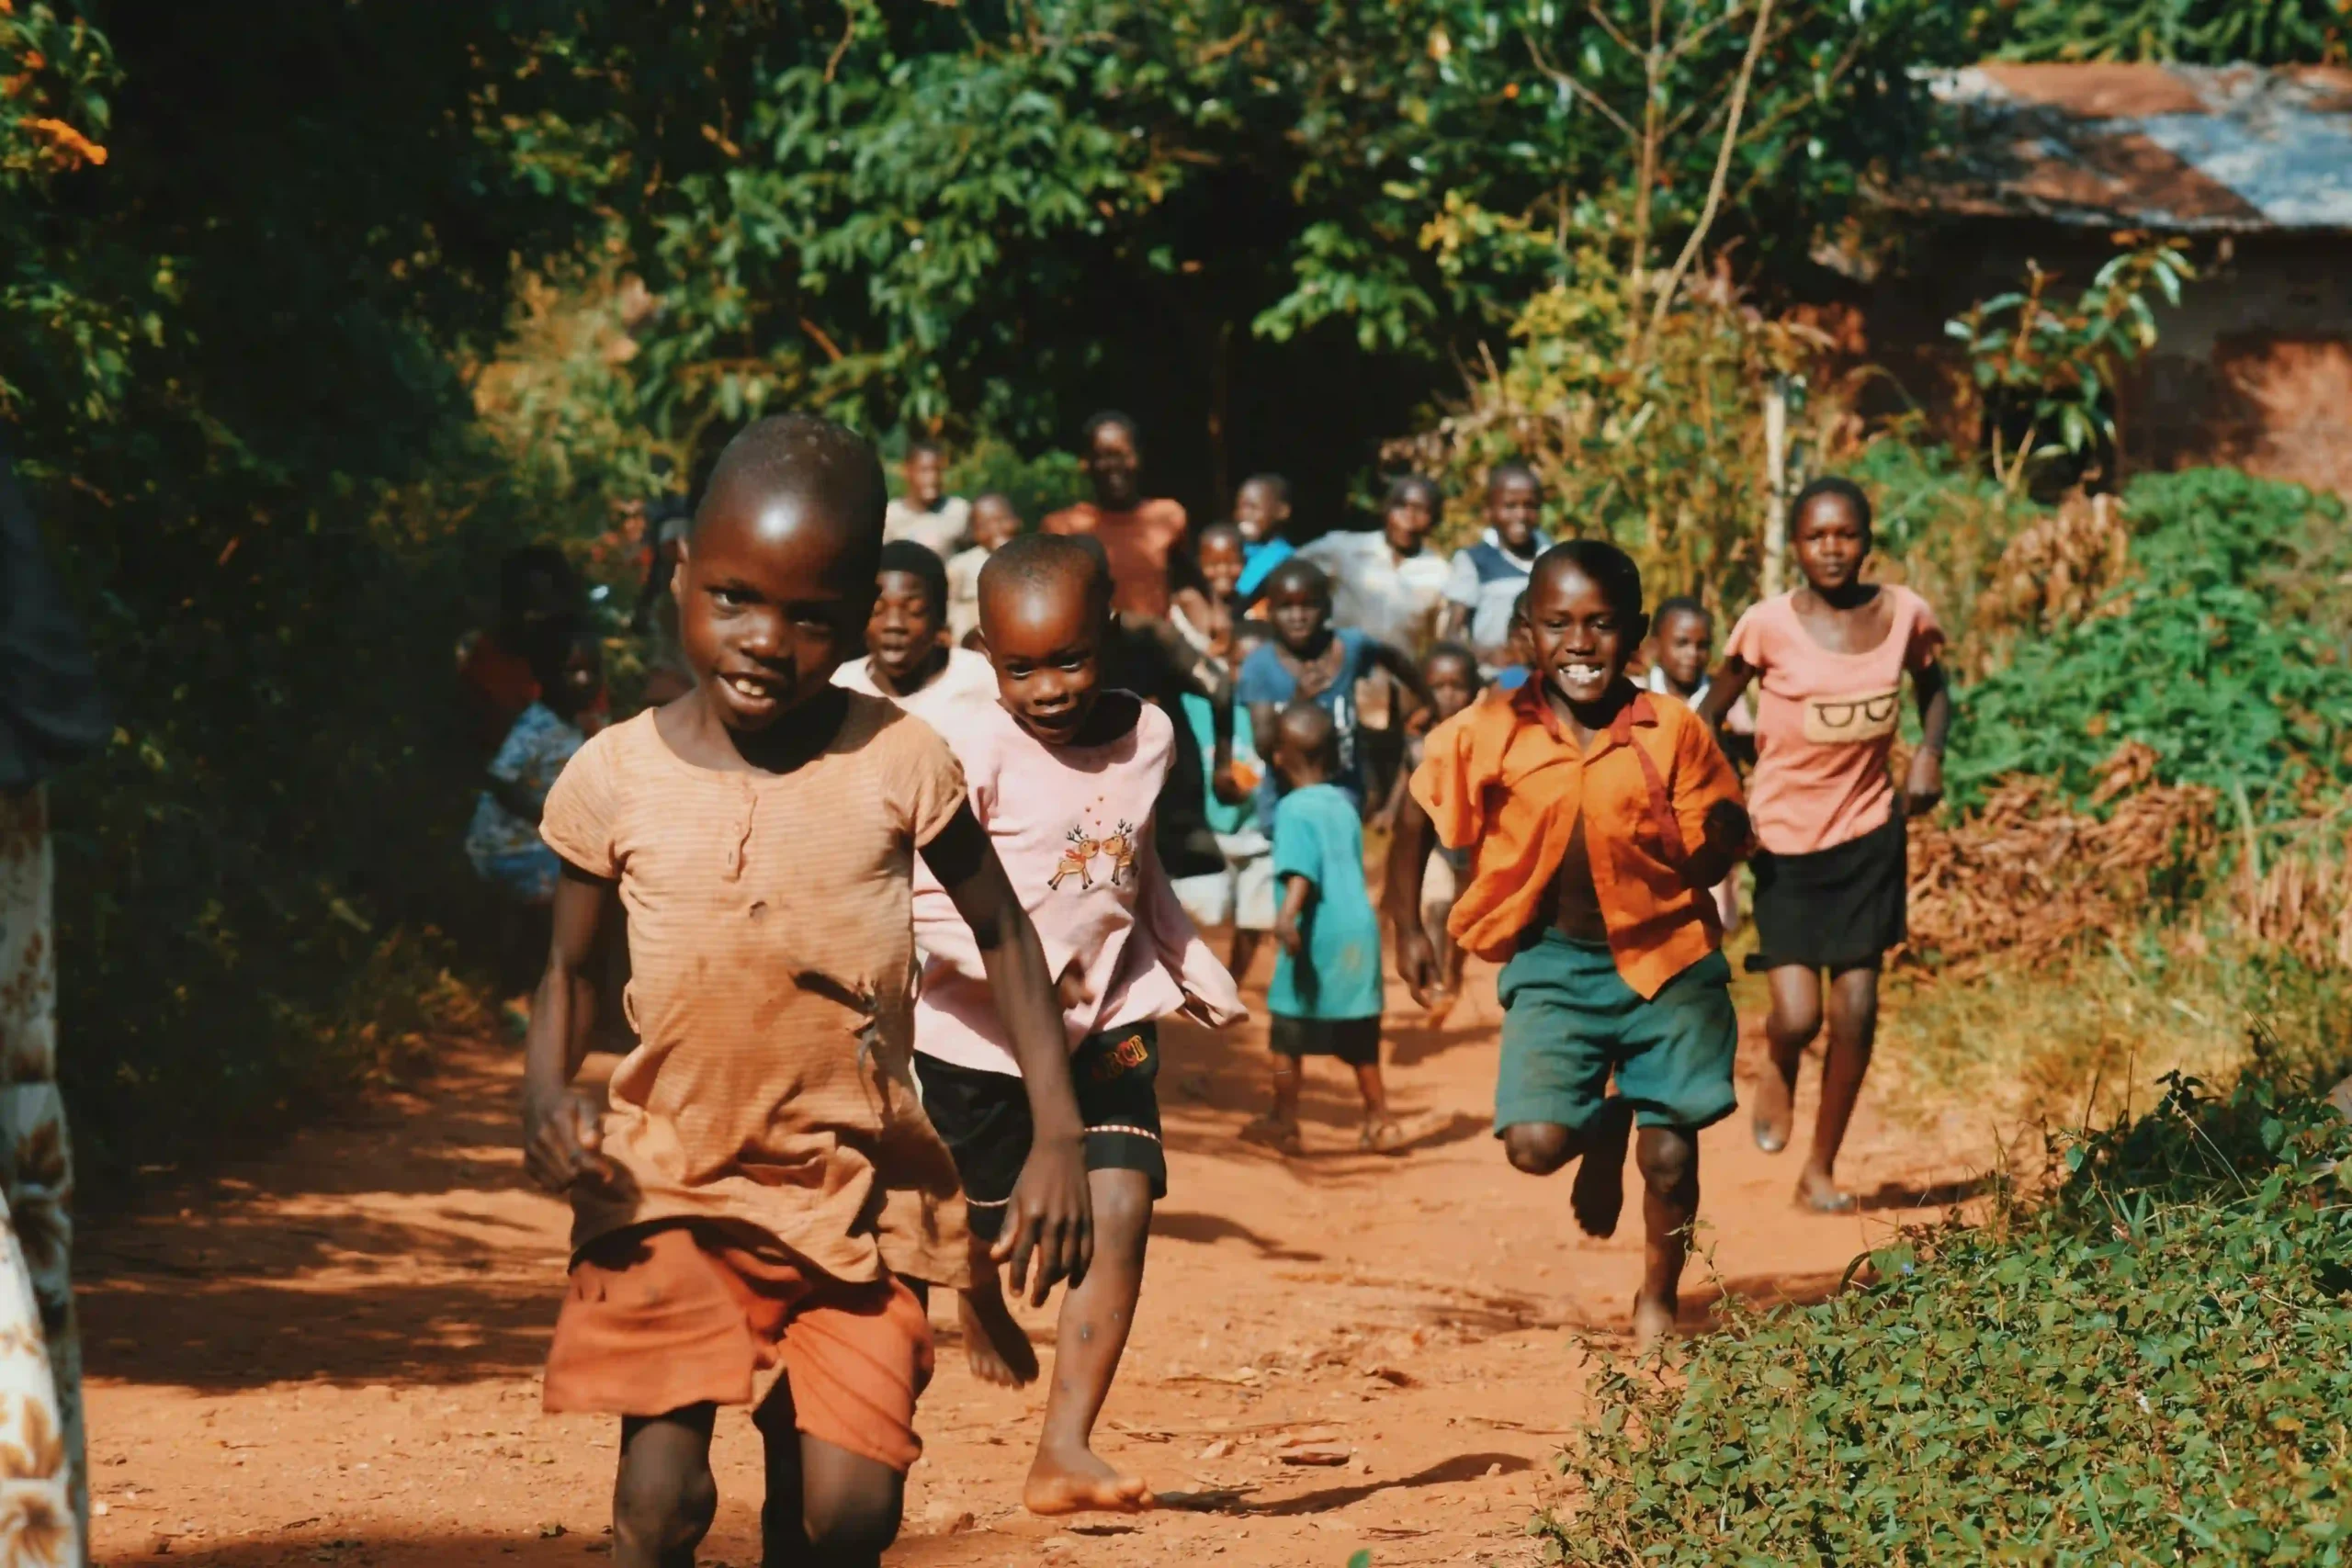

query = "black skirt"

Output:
[[1747, 809, 1906, 973]]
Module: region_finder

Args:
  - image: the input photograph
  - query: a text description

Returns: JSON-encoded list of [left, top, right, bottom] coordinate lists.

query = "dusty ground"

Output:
[[80, 955, 1989, 1567]]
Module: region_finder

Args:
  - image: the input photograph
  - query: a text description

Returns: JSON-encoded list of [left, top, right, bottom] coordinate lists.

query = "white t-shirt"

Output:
[[883, 495, 972, 558], [831, 646, 1001, 727], [1443, 529, 1546, 654], [1297, 529, 1454, 649]]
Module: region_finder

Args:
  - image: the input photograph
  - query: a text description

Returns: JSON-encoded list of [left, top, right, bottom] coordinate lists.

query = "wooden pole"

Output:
[[1761, 372, 1790, 599]]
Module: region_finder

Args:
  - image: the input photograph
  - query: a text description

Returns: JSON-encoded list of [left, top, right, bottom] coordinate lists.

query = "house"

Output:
[[1861, 63, 2352, 498]]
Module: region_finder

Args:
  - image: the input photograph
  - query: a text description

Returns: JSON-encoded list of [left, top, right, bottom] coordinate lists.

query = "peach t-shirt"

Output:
[[1041, 499, 1189, 619], [911, 696, 1245, 1077], [1723, 585, 1944, 856], [539, 702, 975, 1288]]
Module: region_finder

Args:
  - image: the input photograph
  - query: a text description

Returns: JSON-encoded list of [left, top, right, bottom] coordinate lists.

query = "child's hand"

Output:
[[1211, 764, 1249, 807], [1905, 748, 1945, 817], [1699, 798, 1749, 856], [1393, 926, 1440, 1010], [1055, 960, 1088, 1011], [1274, 916, 1306, 960], [523, 1087, 620, 1195], [992, 1138, 1094, 1306]]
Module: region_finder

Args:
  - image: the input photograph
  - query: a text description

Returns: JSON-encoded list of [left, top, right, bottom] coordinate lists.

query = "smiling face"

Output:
[[1524, 560, 1644, 712], [866, 569, 946, 685], [1792, 491, 1871, 594], [1261, 568, 1332, 657], [903, 446, 946, 509], [1385, 483, 1436, 555], [673, 490, 872, 736], [1654, 606, 1713, 694], [1196, 526, 1246, 599], [1084, 422, 1142, 510], [1487, 471, 1543, 553], [981, 571, 1107, 745], [1233, 479, 1290, 545]]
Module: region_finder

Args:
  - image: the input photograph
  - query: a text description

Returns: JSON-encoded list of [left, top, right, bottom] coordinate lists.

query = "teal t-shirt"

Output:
[[1180, 690, 1261, 837], [1267, 783, 1384, 1021]]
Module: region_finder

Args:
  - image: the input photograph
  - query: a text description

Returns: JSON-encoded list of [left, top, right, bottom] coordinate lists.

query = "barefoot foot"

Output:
[[1751, 1060, 1794, 1154], [1632, 1292, 1678, 1351], [1239, 1114, 1305, 1156], [957, 1288, 1038, 1387], [1569, 1097, 1635, 1238], [1023, 1444, 1155, 1516], [1793, 1168, 1857, 1213]]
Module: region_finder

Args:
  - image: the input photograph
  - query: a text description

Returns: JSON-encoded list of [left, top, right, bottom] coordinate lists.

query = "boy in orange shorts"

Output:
[[521, 414, 1091, 1568]]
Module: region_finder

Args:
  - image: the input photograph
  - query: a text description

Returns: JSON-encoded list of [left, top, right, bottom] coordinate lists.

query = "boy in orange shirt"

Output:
[[521, 414, 1091, 1568], [1387, 541, 1749, 1348]]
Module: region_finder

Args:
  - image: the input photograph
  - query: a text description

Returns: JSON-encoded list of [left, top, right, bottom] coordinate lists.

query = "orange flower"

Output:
[[19, 118, 105, 168]]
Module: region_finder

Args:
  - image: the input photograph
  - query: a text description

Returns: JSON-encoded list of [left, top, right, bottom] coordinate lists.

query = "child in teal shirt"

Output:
[[1243, 703, 1402, 1156]]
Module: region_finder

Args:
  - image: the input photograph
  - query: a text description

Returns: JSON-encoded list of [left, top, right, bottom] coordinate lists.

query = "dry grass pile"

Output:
[[1904, 742, 2217, 976]]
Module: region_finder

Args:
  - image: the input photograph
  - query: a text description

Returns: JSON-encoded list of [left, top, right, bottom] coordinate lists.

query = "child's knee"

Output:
[[1634, 1129, 1697, 1201], [1090, 1172, 1155, 1264], [797, 1469, 902, 1561], [613, 1451, 717, 1551], [1503, 1122, 1571, 1175]]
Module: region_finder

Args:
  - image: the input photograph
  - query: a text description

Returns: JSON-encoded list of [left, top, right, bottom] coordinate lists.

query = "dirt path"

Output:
[[80, 958, 1987, 1567]]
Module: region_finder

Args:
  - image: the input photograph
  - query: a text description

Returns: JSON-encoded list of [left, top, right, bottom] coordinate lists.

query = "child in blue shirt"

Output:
[[1234, 558, 1429, 825], [1231, 473, 1296, 604], [466, 625, 602, 905], [1243, 703, 1402, 1156]]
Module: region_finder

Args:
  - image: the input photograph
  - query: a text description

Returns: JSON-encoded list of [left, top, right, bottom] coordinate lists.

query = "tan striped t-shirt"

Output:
[[540, 700, 974, 1288]]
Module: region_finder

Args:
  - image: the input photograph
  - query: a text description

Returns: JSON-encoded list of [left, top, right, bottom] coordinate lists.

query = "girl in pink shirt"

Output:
[[1698, 478, 1952, 1214], [911, 534, 1244, 1517]]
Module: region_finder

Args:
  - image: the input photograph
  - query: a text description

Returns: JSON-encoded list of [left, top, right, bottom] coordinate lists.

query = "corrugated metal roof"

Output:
[[1903, 64, 2352, 231]]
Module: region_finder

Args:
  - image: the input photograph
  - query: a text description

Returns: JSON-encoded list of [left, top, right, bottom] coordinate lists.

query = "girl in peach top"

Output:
[[1698, 477, 1954, 1215]]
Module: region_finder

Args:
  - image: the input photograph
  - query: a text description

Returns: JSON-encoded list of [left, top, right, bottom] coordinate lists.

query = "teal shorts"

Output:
[[1495, 933, 1738, 1135]]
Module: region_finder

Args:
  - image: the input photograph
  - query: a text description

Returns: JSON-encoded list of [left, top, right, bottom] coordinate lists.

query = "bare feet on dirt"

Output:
[[1239, 1114, 1304, 1156], [957, 1285, 1039, 1387], [1023, 1443, 1156, 1515], [1359, 1118, 1411, 1156], [1751, 1059, 1795, 1154], [1631, 1291, 1679, 1351], [1794, 1168, 1859, 1213]]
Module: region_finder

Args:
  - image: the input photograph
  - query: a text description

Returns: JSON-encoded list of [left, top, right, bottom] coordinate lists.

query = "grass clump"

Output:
[[1544, 1073, 2352, 1564]]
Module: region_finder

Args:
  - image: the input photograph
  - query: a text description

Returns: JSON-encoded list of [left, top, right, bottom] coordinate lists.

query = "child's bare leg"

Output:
[[612, 1407, 718, 1568], [1754, 965, 1824, 1154], [1024, 1168, 1155, 1515], [1271, 1054, 1301, 1124], [753, 1394, 906, 1568], [1228, 928, 1263, 983], [1354, 1062, 1408, 1154], [1796, 966, 1880, 1212], [956, 1265, 1039, 1387], [1632, 1125, 1699, 1348], [1502, 1098, 1636, 1237]]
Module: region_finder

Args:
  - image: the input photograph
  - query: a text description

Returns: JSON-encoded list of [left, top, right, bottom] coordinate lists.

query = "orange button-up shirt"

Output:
[[1409, 681, 1745, 998]]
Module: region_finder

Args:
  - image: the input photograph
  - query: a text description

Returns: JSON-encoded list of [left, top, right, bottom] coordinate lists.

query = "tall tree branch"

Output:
[[1643, 0, 1774, 346]]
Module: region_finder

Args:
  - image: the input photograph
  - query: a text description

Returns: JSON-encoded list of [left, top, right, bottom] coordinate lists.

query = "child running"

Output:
[[521, 415, 1092, 1568], [945, 491, 1021, 649], [832, 539, 1000, 721], [1248, 703, 1403, 1156], [1235, 558, 1430, 826], [1645, 596, 1753, 931], [1387, 541, 1751, 1348], [911, 532, 1246, 1516], [1402, 642, 1483, 1020], [1696, 477, 1951, 1213]]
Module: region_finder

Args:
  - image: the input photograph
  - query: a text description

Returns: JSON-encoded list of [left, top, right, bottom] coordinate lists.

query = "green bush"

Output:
[[1951, 468, 2352, 816], [1548, 1073, 2352, 1564]]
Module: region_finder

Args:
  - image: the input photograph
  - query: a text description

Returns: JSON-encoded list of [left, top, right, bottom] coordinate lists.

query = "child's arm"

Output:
[[1905, 661, 1952, 815], [487, 772, 547, 826], [1382, 790, 1441, 1005], [1363, 638, 1435, 714], [1247, 700, 1280, 765], [920, 803, 1094, 1304], [1669, 713, 1752, 892], [1693, 658, 1756, 730], [522, 863, 625, 1195], [1273, 874, 1317, 998]]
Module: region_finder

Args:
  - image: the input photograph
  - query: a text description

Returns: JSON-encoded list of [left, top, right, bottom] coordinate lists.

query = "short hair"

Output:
[[1079, 410, 1139, 453], [1790, 474, 1872, 533], [1653, 595, 1711, 629], [1487, 460, 1541, 495], [1238, 473, 1292, 507], [906, 436, 945, 460], [978, 531, 1112, 620], [876, 538, 950, 620], [1531, 539, 1645, 620], [1423, 640, 1483, 684], [526, 619, 600, 692], [1196, 520, 1244, 553], [1385, 473, 1442, 513], [695, 414, 888, 560], [1275, 700, 1340, 768], [971, 490, 1018, 516], [1261, 557, 1331, 603]]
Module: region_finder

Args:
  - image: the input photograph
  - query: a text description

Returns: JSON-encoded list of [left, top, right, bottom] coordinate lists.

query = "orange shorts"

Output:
[[543, 1221, 934, 1472]]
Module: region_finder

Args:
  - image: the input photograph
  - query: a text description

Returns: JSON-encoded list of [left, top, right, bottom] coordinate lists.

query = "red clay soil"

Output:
[[80, 957, 1989, 1567]]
